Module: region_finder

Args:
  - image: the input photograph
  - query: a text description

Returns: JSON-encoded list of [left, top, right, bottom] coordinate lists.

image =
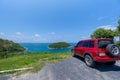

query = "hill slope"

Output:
[[0, 38, 25, 58]]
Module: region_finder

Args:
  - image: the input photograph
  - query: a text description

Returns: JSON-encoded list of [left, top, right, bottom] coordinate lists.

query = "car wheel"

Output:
[[105, 61, 116, 65], [71, 50, 76, 57], [106, 44, 120, 57], [84, 54, 95, 67]]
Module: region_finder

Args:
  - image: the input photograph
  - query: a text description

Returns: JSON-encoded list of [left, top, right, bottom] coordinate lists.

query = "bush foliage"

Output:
[[115, 41, 120, 47], [91, 19, 120, 40], [91, 28, 116, 39]]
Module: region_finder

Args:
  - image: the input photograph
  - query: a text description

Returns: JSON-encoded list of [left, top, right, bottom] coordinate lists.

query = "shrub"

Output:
[[115, 41, 120, 47]]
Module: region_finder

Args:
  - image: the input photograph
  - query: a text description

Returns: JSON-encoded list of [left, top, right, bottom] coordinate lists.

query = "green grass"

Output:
[[0, 52, 71, 73]]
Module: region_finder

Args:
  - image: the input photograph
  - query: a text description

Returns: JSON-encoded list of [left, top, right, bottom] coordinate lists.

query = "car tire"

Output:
[[84, 54, 95, 68], [106, 44, 120, 57], [105, 61, 116, 65], [71, 50, 76, 57]]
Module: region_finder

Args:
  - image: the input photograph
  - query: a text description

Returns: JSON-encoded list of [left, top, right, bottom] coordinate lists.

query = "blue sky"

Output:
[[0, 0, 120, 43]]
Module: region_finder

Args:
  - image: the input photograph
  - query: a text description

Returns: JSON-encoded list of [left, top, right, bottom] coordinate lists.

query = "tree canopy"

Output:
[[91, 28, 116, 39], [48, 42, 70, 49], [116, 19, 120, 36]]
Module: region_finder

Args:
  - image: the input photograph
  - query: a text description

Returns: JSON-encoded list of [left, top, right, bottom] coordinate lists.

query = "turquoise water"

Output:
[[20, 43, 76, 53]]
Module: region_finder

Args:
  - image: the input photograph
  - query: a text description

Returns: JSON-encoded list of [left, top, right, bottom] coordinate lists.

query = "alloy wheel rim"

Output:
[[85, 55, 93, 66], [111, 46, 119, 55]]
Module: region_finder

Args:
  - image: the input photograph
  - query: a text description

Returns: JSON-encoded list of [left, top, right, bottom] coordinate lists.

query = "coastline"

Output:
[[48, 46, 72, 50], [20, 43, 75, 52]]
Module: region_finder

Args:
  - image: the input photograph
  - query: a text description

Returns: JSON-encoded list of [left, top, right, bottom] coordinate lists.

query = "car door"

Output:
[[81, 41, 89, 56], [74, 41, 84, 56]]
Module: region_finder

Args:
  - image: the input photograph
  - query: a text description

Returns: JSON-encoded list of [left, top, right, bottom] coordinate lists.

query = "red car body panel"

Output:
[[73, 38, 120, 62]]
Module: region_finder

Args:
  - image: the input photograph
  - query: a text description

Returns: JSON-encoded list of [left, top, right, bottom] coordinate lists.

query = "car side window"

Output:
[[89, 41, 94, 48], [76, 41, 83, 47], [82, 41, 89, 47]]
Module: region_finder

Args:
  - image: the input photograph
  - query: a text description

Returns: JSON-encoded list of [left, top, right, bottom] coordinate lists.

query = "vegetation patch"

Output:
[[0, 38, 25, 58], [115, 41, 120, 47], [90, 19, 120, 40], [0, 52, 71, 74]]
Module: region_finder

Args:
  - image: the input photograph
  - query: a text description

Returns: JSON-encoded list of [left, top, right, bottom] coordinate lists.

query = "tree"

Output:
[[116, 19, 120, 41], [91, 28, 116, 39], [117, 19, 120, 32]]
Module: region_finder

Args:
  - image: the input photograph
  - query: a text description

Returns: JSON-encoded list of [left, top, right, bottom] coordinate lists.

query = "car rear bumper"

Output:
[[94, 55, 120, 62]]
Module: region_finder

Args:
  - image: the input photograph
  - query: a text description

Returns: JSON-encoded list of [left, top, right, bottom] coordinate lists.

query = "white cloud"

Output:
[[34, 34, 40, 37], [0, 32, 5, 35], [98, 25, 116, 30], [48, 32, 55, 35], [16, 32, 22, 35], [31, 34, 48, 42]]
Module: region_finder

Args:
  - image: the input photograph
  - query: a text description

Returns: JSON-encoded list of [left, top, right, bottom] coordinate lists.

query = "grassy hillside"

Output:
[[0, 38, 25, 58], [0, 52, 71, 74]]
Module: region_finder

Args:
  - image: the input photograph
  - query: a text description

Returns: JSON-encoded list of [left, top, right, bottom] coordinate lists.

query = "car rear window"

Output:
[[98, 40, 114, 48]]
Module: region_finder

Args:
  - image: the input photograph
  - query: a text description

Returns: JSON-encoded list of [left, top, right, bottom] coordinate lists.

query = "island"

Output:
[[48, 42, 70, 49]]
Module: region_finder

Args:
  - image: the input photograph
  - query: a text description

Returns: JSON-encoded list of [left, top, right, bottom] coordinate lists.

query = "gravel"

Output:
[[1, 56, 120, 80]]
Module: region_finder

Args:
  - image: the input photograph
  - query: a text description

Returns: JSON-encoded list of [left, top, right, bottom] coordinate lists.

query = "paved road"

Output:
[[1, 56, 120, 80], [0, 75, 10, 80]]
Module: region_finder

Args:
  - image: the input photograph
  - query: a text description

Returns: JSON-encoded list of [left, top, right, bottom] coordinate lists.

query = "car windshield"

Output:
[[98, 40, 114, 48]]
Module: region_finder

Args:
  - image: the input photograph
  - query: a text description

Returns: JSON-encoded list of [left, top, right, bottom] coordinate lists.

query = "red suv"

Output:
[[72, 38, 120, 67]]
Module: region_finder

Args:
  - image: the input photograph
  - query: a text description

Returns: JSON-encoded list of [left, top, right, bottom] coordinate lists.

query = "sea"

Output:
[[19, 43, 76, 53]]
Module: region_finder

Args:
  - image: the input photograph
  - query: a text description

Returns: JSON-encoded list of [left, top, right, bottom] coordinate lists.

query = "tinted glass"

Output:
[[82, 41, 89, 47], [76, 41, 83, 47], [89, 41, 94, 48], [98, 40, 113, 48]]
